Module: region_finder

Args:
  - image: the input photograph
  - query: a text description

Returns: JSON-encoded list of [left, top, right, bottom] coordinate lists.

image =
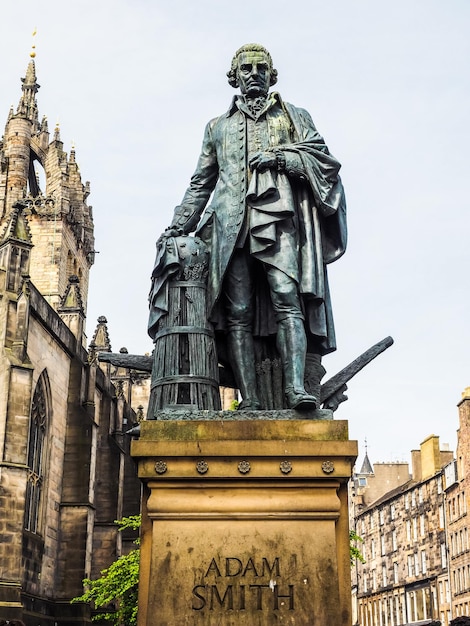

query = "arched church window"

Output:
[[24, 371, 50, 534], [27, 150, 46, 198]]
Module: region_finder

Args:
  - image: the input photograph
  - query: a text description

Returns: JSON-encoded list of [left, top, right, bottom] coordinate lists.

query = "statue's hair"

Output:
[[227, 43, 278, 89]]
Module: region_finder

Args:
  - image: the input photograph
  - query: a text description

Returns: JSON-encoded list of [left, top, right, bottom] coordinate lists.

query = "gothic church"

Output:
[[0, 54, 144, 624]]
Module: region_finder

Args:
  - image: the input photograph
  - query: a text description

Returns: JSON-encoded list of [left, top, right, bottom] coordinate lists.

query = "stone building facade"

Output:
[[444, 388, 470, 620], [351, 436, 454, 626], [350, 392, 470, 625], [0, 56, 145, 624]]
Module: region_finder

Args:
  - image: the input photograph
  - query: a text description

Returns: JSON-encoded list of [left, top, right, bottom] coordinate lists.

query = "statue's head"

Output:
[[227, 43, 278, 96]]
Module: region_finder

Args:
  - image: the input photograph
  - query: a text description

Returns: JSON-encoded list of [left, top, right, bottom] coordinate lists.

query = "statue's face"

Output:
[[236, 50, 271, 97]]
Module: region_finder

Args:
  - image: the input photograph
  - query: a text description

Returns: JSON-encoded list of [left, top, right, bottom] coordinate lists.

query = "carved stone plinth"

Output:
[[131, 417, 357, 625]]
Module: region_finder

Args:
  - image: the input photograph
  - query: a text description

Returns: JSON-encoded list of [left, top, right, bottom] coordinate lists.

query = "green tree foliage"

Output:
[[349, 529, 365, 566], [72, 515, 141, 625]]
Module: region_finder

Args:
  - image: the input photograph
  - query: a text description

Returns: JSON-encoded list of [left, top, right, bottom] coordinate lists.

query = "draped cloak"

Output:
[[149, 93, 347, 358]]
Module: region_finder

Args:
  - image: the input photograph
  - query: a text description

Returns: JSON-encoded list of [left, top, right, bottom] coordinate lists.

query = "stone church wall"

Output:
[[0, 56, 144, 624]]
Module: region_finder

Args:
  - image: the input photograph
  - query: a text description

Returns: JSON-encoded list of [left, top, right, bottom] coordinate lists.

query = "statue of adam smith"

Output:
[[156, 43, 347, 411]]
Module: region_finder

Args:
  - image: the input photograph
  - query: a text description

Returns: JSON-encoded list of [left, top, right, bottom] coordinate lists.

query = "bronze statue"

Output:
[[152, 44, 347, 411]]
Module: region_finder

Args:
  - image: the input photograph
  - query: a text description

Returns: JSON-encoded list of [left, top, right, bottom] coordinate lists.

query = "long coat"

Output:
[[151, 93, 347, 356]]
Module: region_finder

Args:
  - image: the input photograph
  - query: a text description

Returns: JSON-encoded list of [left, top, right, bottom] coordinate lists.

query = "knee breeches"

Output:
[[224, 249, 303, 330]]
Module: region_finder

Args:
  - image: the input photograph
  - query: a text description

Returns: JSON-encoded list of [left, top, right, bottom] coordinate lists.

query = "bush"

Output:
[[72, 515, 141, 625], [349, 529, 365, 566]]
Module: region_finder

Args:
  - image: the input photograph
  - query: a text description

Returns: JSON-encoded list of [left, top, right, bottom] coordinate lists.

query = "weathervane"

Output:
[[30, 28, 37, 59]]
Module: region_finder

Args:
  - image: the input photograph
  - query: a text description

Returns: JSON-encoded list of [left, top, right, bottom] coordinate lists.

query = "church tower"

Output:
[[0, 46, 143, 624], [0, 54, 95, 319]]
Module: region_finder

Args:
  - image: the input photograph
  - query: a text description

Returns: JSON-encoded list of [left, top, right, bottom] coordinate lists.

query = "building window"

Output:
[[24, 372, 49, 534], [382, 565, 387, 587], [381, 534, 386, 556], [371, 539, 376, 559], [431, 583, 437, 613], [406, 520, 411, 542], [411, 490, 416, 507], [390, 503, 395, 520], [408, 555, 414, 577], [439, 505, 445, 529], [395, 595, 402, 624], [405, 493, 409, 510], [388, 596, 394, 624], [379, 509, 384, 525], [420, 514, 425, 536], [441, 543, 447, 569], [421, 550, 427, 574], [394, 562, 399, 584], [358, 476, 367, 486], [418, 486, 423, 504], [408, 591, 416, 621], [392, 529, 397, 552]]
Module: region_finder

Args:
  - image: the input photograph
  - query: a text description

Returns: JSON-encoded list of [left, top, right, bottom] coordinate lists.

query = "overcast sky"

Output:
[[1, 0, 469, 467]]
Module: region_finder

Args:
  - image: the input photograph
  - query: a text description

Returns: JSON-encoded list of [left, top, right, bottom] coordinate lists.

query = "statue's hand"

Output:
[[249, 151, 278, 172], [156, 226, 182, 248]]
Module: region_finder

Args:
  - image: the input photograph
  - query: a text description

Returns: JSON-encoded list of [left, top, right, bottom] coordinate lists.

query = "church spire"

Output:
[[0, 38, 94, 314], [359, 439, 374, 474], [0, 200, 33, 245], [16, 30, 40, 129], [17, 60, 40, 127], [0, 201, 33, 293], [58, 275, 85, 343], [91, 316, 112, 353]]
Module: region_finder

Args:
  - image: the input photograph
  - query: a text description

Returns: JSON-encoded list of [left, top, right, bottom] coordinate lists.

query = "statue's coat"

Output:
[[150, 93, 346, 355]]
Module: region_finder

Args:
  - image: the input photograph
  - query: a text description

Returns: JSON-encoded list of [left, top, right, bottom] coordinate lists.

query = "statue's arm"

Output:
[[250, 106, 331, 179], [270, 105, 345, 222], [168, 120, 219, 235], [281, 107, 331, 177]]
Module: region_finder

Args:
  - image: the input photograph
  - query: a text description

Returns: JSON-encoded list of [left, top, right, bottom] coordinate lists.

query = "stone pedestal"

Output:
[[131, 416, 357, 625]]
